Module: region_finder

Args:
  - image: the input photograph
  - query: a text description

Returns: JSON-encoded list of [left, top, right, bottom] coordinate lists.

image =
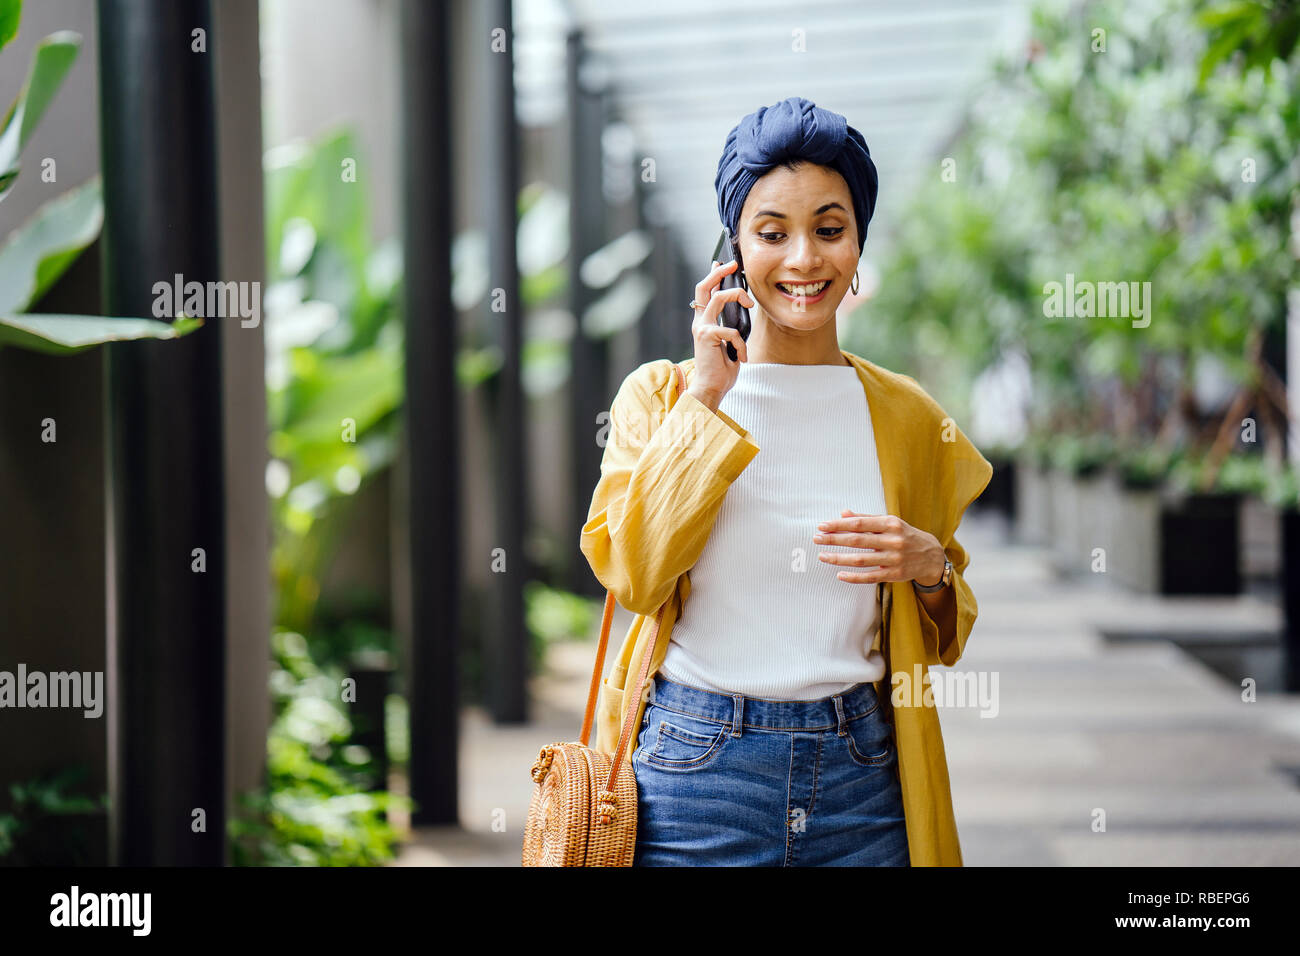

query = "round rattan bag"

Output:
[[521, 594, 669, 866], [521, 741, 638, 866]]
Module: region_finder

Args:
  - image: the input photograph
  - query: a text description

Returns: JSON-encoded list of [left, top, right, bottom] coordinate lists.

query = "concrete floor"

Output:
[[390, 509, 1300, 866]]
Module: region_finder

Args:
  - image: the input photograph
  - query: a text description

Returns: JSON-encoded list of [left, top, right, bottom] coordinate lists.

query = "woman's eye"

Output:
[[757, 228, 844, 242]]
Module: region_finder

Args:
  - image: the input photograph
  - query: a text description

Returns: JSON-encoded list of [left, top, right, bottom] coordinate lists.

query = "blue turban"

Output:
[[714, 96, 879, 255]]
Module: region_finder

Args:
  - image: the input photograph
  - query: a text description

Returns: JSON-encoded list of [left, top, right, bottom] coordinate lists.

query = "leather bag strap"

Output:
[[578, 362, 688, 796]]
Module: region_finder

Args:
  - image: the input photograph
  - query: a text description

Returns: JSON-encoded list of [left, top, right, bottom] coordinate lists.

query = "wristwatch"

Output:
[[912, 558, 952, 593]]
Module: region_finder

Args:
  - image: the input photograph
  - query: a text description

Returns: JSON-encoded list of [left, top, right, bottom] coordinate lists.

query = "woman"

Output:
[[580, 96, 992, 866]]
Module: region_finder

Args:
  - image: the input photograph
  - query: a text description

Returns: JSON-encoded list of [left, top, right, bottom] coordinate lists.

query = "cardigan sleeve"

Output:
[[580, 360, 760, 615], [912, 423, 993, 667], [915, 531, 978, 666]]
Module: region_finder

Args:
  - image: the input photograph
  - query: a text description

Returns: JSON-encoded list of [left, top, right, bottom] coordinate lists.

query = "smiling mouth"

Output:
[[775, 279, 831, 297]]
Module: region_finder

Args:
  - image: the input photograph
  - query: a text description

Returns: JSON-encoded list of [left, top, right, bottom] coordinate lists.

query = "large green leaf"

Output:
[[0, 314, 203, 354], [0, 0, 20, 54], [0, 29, 80, 202], [264, 128, 367, 283], [272, 345, 402, 451], [0, 175, 101, 312]]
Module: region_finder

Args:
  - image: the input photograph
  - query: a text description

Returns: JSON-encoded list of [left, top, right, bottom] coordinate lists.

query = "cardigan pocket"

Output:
[[594, 662, 628, 754]]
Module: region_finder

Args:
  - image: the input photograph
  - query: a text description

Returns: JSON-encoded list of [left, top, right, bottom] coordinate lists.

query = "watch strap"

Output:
[[912, 558, 951, 592]]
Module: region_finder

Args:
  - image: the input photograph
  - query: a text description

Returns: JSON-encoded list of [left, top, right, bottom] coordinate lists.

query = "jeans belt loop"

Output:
[[833, 694, 847, 736], [731, 694, 743, 737]]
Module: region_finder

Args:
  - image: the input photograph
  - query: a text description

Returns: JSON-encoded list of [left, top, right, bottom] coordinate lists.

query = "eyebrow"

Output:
[[749, 202, 848, 222]]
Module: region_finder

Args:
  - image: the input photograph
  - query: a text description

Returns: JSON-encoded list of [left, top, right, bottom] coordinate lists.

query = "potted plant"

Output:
[[1157, 453, 1248, 595]]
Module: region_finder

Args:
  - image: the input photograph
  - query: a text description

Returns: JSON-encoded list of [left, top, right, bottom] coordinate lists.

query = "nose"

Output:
[[784, 233, 823, 273]]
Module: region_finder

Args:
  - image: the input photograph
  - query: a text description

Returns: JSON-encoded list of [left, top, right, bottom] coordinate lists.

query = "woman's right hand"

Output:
[[688, 259, 753, 411]]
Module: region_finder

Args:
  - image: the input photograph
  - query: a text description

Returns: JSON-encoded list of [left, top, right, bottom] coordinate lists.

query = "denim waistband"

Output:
[[648, 673, 883, 733]]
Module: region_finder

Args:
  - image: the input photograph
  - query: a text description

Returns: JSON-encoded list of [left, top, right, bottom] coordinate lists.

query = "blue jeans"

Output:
[[630, 674, 910, 866]]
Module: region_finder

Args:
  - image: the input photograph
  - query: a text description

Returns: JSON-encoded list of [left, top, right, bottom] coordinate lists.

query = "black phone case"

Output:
[[711, 228, 752, 362]]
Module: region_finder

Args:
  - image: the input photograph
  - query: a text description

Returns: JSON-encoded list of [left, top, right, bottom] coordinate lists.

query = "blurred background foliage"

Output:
[[263, 127, 404, 638], [0, 766, 107, 867], [229, 630, 405, 866], [847, 0, 1300, 506], [247, 126, 411, 865], [250, 125, 604, 864]]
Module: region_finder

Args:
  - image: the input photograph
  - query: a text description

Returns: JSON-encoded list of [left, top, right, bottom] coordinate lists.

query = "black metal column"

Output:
[[98, 0, 225, 865], [483, 0, 527, 722], [566, 31, 608, 598], [399, 0, 459, 825]]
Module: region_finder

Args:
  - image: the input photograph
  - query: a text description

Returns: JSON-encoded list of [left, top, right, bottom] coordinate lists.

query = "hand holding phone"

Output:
[[709, 228, 753, 361], [688, 255, 754, 411]]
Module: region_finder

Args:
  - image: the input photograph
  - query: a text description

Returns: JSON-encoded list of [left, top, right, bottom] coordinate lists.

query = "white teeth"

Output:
[[777, 281, 828, 296]]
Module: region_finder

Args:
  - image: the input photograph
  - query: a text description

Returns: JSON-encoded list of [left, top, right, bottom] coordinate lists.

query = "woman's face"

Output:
[[734, 161, 860, 334]]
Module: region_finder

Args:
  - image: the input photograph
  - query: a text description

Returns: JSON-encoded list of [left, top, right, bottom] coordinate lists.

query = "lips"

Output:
[[775, 279, 830, 294], [775, 279, 832, 303]]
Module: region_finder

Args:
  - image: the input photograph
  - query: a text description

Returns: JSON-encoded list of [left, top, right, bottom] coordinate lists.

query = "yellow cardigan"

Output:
[[579, 348, 993, 866]]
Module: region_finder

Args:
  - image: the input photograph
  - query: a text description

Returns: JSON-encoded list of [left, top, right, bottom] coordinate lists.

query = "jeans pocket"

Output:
[[641, 705, 729, 772], [842, 709, 894, 768]]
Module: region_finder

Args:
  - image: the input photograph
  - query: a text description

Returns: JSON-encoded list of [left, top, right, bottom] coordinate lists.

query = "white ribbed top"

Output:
[[658, 359, 888, 699]]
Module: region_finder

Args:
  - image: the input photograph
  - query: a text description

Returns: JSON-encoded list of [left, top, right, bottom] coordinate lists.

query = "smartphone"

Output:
[[710, 228, 752, 362]]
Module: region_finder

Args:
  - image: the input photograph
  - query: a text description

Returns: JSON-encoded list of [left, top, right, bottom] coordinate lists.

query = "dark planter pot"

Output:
[[348, 652, 393, 803], [1159, 492, 1241, 595], [979, 457, 1017, 516], [1281, 507, 1300, 693]]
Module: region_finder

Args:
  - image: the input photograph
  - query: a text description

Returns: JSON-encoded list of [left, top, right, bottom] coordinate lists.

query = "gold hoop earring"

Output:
[[850, 271, 860, 295]]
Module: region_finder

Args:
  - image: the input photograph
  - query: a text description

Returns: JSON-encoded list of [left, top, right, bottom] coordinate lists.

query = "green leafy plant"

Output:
[[0, 765, 108, 866], [1048, 431, 1117, 478], [1197, 0, 1300, 84], [0, 2, 77, 201], [0, 0, 20, 52], [254, 127, 603, 863], [0, 1, 203, 350], [228, 629, 409, 866], [1213, 450, 1274, 495], [523, 580, 601, 671], [1263, 460, 1300, 510], [1115, 442, 1183, 489], [254, 128, 415, 865], [263, 128, 405, 637], [1168, 447, 1274, 496]]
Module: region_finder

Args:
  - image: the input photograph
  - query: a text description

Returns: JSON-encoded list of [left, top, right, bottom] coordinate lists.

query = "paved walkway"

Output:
[[391, 509, 1300, 866]]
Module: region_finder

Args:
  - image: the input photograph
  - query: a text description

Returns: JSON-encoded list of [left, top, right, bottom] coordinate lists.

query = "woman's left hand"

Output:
[[813, 509, 945, 585]]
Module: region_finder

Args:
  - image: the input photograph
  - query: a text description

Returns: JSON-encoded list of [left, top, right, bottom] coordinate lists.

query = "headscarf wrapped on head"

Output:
[[714, 96, 879, 255]]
